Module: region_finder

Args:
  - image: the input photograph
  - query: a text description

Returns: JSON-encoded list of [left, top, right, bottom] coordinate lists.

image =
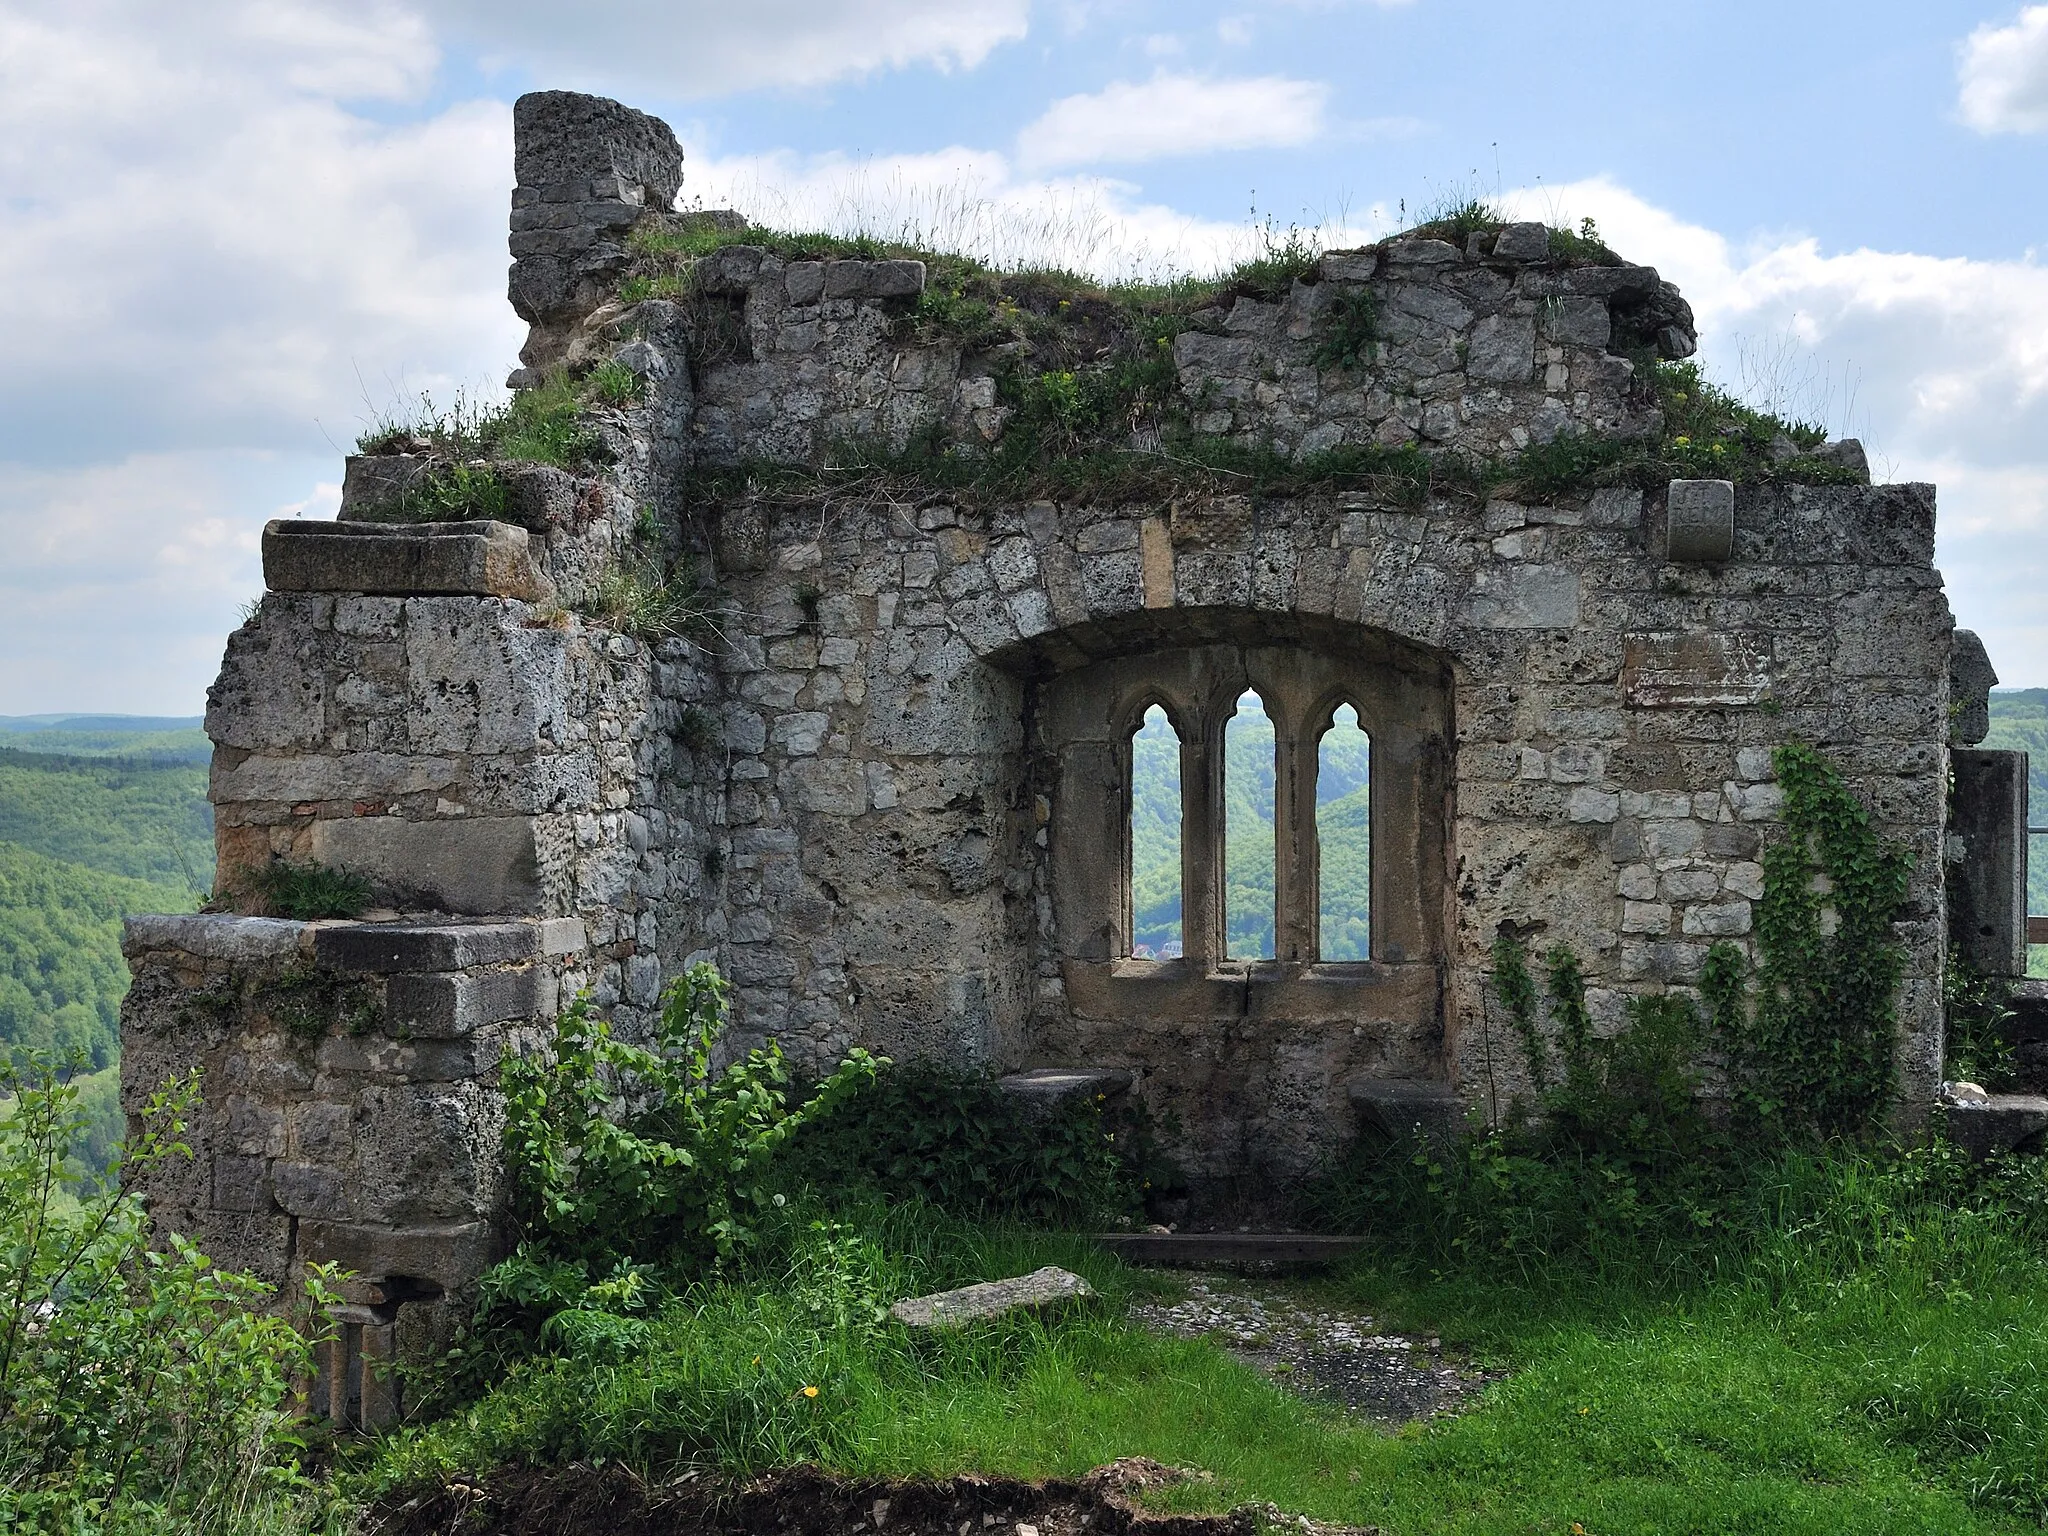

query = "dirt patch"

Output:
[[369, 1458, 1376, 1536], [1129, 1274, 1500, 1424]]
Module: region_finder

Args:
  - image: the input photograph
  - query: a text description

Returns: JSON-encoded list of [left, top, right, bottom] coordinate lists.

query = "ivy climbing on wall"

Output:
[[1701, 741, 1914, 1139], [1492, 741, 1913, 1145]]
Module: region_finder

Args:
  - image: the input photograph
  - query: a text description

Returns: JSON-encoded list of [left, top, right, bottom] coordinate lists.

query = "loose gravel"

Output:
[[1129, 1273, 1500, 1425]]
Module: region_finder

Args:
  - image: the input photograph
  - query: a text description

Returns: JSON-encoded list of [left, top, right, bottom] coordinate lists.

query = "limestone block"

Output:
[[1385, 239, 1460, 265], [122, 913, 305, 965], [889, 1266, 1095, 1328], [1349, 1077, 1463, 1147], [263, 520, 553, 601], [308, 815, 542, 915], [314, 921, 547, 974], [1938, 1084, 2048, 1159], [1666, 480, 1735, 563], [351, 1083, 500, 1225], [1540, 297, 1610, 348], [996, 1067, 1132, 1114], [212, 751, 461, 805], [1950, 629, 1998, 745], [297, 1219, 497, 1293], [1466, 312, 1535, 383], [1952, 749, 2029, 977], [867, 260, 926, 297], [1491, 222, 1550, 261], [338, 455, 430, 520], [1462, 566, 1581, 629]]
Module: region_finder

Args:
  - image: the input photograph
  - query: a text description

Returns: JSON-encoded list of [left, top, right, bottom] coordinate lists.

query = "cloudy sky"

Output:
[[2, 0, 2045, 710]]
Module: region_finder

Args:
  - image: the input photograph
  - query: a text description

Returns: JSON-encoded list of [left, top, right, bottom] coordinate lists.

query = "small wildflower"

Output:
[[751, 1354, 761, 1365], [802, 1385, 820, 1398], [1673, 435, 1691, 447], [1578, 1406, 1589, 1415]]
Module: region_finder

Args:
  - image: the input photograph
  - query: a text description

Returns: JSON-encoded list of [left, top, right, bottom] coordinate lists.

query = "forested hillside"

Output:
[[0, 718, 210, 1067]]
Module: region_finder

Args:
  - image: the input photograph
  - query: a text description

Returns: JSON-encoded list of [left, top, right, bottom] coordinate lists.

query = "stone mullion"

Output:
[[1180, 709, 1224, 970], [1276, 708, 1320, 964]]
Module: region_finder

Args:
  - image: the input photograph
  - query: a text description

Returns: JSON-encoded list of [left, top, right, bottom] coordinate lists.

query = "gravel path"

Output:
[[1129, 1273, 1500, 1425]]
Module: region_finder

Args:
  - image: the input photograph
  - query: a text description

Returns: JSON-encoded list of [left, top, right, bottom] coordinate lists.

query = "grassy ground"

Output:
[[359, 1157, 2048, 1536]]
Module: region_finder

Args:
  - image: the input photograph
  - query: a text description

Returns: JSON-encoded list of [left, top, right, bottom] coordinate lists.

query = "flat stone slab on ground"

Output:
[[889, 1266, 1095, 1329]]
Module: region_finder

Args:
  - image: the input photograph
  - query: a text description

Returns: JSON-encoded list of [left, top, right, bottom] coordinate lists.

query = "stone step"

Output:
[[1091, 1231, 1367, 1267], [1937, 1081, 2048, 1159], [996, 1067, 1132, 1113]]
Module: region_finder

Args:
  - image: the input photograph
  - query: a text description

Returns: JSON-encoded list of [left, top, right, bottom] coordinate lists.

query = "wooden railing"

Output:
[[2033, 827, 2048, 949]]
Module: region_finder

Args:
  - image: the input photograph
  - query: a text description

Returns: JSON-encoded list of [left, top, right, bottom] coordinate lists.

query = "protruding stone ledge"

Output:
[[997, 1066, 1133, 1114], [1349, 1077, 1464, 1147], [313, 917, 586, 974], [123, 912, 587, 971], [1938, 1082, 2048, 1159], [262, 519, 554, 601], [122, 912, 306, 964]]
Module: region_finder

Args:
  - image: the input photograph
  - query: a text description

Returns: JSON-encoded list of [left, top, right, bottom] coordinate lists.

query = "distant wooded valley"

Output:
[[0, 693, 2040, 1085]]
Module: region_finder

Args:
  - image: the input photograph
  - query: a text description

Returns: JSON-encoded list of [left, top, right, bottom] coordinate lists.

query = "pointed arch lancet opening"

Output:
[[1316, 701, 1372, 961], [1224, 689, 1277, 960], [1128, 703, 1184, 960]]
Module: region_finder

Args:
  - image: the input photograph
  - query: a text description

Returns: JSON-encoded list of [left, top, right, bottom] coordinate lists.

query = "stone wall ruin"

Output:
[[120, 89, 2015, 1422]]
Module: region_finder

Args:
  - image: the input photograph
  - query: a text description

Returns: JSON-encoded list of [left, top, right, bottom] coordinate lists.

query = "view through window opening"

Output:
[[1317, 702, 1372, 961], [1129, 704, 1183, 960], [1224, 691, 1276, 960]]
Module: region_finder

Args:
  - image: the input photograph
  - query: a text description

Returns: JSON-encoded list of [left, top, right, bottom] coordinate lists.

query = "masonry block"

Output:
[[262, 519, 553, 601], [1953, 749, 2029, 977]]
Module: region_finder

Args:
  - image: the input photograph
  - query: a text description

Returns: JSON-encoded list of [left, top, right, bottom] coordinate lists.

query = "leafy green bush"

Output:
[[0, 1055, 332, 1531], [773, 1060, 1168, 1226], [501, 962, 879, 1268]]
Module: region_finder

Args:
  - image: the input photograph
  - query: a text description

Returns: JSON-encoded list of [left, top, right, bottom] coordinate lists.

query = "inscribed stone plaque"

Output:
[[1666, 479, 1735, 562], [1621, 631, 1772, 708]]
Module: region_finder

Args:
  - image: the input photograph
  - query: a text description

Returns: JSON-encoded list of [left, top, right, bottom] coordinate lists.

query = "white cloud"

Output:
[[686, 140, 1392, 285], [1513, 177, 2048, 682], [0, 452, 333, 714], [417, 0, 1029, 96], [1958, 5, 2048, 133], [0, 0, 520, 709], [1017, 72, 1329, 170]]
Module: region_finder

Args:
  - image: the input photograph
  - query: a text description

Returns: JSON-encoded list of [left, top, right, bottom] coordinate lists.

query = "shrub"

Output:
[[501, 962, 880, 1268], [0, 1054, 333, 1531], [1702, 740, 1913, 1137], [773, 1060, 1168, 1227]]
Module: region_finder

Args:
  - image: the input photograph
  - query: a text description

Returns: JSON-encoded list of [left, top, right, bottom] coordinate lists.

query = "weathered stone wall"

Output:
[[122, 88, 1960, 1294], [692, 477, 1949, 1188]]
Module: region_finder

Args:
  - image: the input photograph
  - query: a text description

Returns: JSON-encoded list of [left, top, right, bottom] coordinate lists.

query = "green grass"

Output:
[[240, 859, 372, 921], [358, 1148, 2048, 1534]]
